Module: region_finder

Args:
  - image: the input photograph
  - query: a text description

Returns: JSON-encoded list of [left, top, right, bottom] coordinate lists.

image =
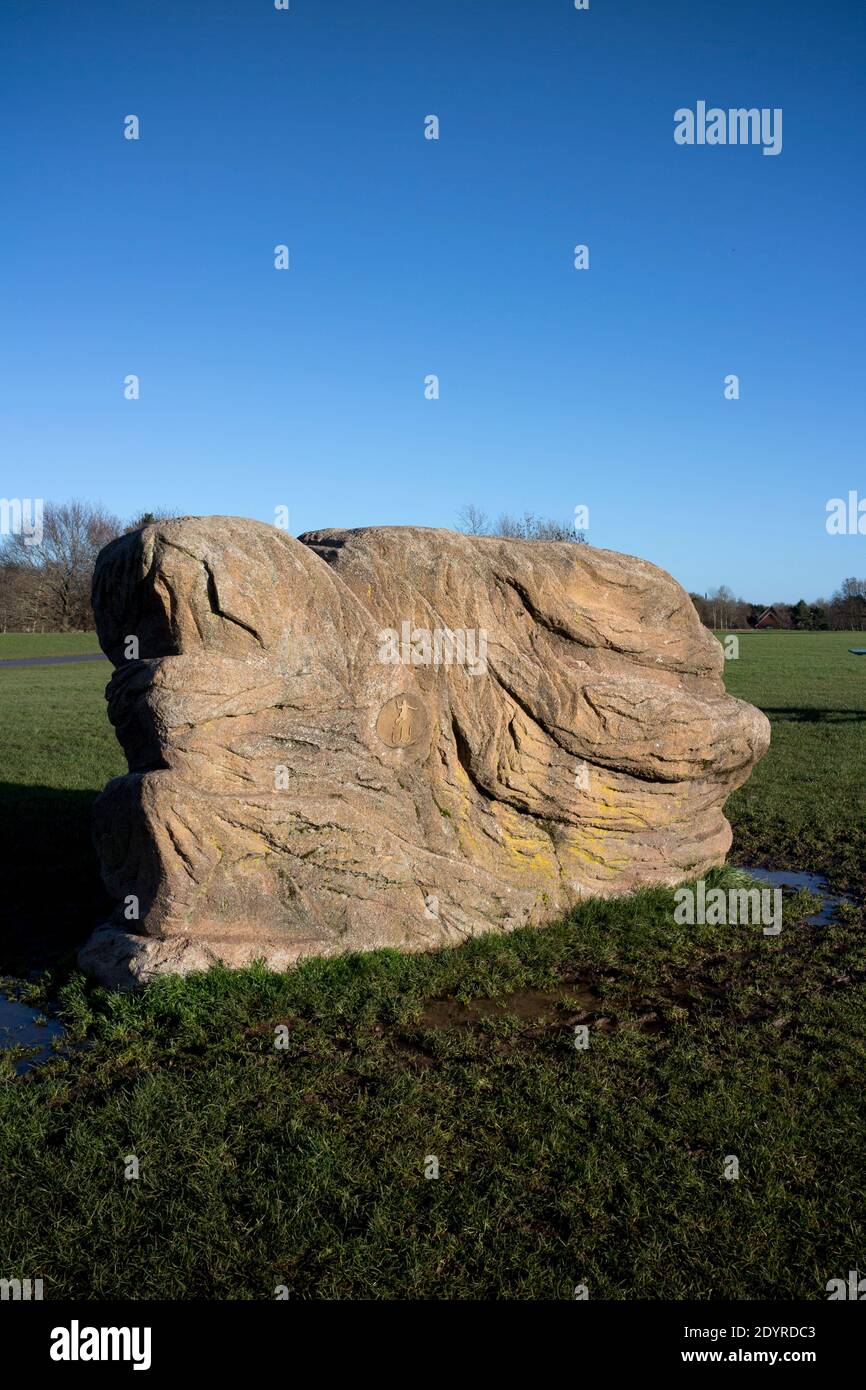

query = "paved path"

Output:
[[0, 652, 108, 668]]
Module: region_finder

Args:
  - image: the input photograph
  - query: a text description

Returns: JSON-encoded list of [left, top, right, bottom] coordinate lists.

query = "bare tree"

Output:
[[831, 577, 866, 630], [0, 560, 40, 631], [459, 505, 586, 543], [708, 585, 737, 629], [457, 504, 491, 536], [1, 499, 122, 630]]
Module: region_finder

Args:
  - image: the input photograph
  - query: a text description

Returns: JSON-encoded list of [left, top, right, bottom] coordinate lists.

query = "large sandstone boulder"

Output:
[[79, 517, 769, 986]]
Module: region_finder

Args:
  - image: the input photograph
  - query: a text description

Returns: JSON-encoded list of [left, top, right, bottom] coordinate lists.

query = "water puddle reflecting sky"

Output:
[[0, 992, 67, 1074], [737, 866, 855, 925]]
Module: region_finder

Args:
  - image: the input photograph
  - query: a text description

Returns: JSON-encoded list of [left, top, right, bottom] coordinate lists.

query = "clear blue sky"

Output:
[[2, 0, 863, 601]]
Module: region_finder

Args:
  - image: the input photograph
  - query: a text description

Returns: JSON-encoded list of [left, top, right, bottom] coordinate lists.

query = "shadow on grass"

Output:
[[0, 783, 110, 977]]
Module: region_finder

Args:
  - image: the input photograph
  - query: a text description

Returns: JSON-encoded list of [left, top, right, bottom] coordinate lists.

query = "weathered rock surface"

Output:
[[79, 517, 770, 986]]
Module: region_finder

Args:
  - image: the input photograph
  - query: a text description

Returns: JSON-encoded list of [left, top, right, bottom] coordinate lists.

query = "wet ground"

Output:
[[0, 991, 67, 1074], [420, 982, 598, 1031], [0, 867, 855, 1073], [741, 866, 856, 924], [411, 868, 858, 1044]]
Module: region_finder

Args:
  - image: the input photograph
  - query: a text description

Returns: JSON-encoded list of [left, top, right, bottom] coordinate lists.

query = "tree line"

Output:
[[690, 581, 866, 632]]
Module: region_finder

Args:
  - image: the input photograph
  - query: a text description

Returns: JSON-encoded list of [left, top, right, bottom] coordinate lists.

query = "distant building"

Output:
[[754, 606, 783, 630]]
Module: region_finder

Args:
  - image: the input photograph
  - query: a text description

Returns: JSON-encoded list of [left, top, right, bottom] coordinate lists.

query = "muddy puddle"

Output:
[[420, 982, 599, 1032], [413, 869, 859, 1045]]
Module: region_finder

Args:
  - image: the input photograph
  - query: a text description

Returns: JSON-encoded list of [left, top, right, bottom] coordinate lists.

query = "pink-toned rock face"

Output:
[[80, 517, 770, 986]]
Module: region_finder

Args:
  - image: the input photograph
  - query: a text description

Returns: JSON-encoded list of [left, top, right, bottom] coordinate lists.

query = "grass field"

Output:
[[0, 629, 863, 1299], [0, 631, 102, 660], [721, 630, 866, 896]]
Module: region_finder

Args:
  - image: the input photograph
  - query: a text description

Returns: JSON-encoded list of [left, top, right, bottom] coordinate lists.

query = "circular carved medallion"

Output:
[[376, 692, 429, 750]]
